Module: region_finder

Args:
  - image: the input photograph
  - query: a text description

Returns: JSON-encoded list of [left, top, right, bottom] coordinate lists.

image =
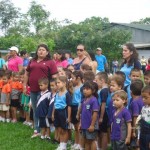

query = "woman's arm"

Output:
[[23, 71, 29, 93]]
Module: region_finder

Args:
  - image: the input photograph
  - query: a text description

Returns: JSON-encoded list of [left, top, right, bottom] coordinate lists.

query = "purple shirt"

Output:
[[129, 96, 144, 117], [111, 107, 131, 140], [81, 96, 99, 129]]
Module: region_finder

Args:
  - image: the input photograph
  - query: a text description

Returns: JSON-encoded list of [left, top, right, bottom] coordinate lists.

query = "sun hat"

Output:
[[9, 46, 19, 53]]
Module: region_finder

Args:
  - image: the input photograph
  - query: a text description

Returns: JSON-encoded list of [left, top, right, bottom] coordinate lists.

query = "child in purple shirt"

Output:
[[129, 79, 144, 144], [111, 90, 132, 150], [79, 81, 99, 150]]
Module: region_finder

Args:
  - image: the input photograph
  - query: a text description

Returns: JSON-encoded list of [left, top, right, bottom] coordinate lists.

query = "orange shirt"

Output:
[[2, 83, 11, 94], [0, 79, 3, 89], [10, 81, 23, 92]]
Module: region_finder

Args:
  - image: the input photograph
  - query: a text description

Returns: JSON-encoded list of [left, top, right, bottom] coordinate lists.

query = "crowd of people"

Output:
[[0, 43, 150, 150]]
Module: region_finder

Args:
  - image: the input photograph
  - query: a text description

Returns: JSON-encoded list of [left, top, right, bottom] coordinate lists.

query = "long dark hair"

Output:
[[57, 50, 66, 61], [33, 44, 51, 60], [122, 43, 138, 67]]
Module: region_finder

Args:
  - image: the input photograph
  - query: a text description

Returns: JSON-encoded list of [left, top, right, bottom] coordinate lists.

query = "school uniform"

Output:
[[111, 107, 132, 150], [99, 87, 110, 132], [81, 96, 99, 140], [47, 93, 56, 124], [129, 96, 144, 117], [54, 91, 72, 129], [71, 85, 82, 124], [140, 105, 150, 150], [36, 90, 51, 128]]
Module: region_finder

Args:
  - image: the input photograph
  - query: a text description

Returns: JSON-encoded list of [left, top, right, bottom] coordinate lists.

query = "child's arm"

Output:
[[6, 93, 10, 106], [51, 107, 55, 122], [76, 104, 81, 121], [67, 106, 71, 123], [132, 116, 138, 138], [99, 102, 106, 124], [88, 111, 98, 132], [125, 122, 132, 144]]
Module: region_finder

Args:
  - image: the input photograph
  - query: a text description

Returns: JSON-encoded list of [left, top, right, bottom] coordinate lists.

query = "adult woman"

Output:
[[120, 43, 141, 86], [23, 44, 57, 138], [0, 52, 7, 70], [7, 46, 23, 72], [73, 44, 91, 70], [88, 52, 98, 74], [55, 51, 68, 68]]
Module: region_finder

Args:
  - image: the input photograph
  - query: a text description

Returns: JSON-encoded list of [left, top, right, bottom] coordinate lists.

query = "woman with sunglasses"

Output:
[[73, 44, 91, 70]]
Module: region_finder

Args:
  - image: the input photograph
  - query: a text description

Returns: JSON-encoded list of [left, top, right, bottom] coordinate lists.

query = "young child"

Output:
[[124, 69, 142, 109], [0, 73, 11, 122], [36, 77, 51, 140], [67, 64, 75, 73], [10, 72, 23, 122], [47, 79, 58, 142], [129, 79, 144, 148], [144, 70, 150, 86], [138, 85, 150, 149], [95, 72, 110, 150], [79, 81, 99, 150], [52, 76, 72, 150], [80, 64, 92, 73], [70, 70, 83, 150], [111, 90, 132, 150]]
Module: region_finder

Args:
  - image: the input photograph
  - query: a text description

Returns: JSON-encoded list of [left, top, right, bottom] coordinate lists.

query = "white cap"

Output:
[[96, 47, 102, 51], [9, 46, 19, 53]]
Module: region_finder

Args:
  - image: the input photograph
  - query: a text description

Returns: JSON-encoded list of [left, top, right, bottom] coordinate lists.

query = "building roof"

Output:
[[111, 23, 150, 32]]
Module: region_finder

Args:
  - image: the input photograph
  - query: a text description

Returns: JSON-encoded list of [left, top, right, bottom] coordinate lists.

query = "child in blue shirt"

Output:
[[52, 76, 72, 150]]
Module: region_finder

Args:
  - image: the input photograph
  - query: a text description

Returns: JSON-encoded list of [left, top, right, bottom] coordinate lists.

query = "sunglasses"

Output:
[[77, 49, 84, 52]]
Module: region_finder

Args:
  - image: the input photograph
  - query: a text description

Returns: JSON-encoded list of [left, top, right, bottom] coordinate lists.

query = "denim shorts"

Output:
[[81, 129, 97, 140]]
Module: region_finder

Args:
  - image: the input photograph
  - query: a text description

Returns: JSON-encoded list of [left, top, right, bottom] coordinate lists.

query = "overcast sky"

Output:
[[11, 0, 150, 23]]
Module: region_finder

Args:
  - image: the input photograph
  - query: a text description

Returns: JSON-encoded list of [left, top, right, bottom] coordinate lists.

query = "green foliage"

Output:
[[131, 17, 150, 24]]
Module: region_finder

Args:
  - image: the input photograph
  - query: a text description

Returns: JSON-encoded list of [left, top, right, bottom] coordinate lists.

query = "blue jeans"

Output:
[[30, 91, 40, 133], [140, 119, 150, 150]]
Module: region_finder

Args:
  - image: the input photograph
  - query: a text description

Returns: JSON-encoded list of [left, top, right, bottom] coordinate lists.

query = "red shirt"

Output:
[[26, 59, 57, 92]]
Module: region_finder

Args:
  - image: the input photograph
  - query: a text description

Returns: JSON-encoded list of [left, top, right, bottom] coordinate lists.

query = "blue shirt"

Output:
[[0, 58, 6, 68], [23, 58, 29, 67], [67, 58, 73, 65], [54, 91, 72, 109], [72, 85, 83, 106], [95, 54, 107, 71]]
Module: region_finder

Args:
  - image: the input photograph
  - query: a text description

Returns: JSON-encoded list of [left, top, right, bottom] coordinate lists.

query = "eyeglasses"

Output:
[[77, 49, 84, 52]]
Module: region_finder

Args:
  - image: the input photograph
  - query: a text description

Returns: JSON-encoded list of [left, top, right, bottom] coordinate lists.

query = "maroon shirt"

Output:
[[26, 59, 57, 92]]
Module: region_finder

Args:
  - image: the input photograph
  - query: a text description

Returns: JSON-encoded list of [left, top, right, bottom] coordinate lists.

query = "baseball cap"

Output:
[[9, 46, 19, 53], [96, 47, 102, 51]]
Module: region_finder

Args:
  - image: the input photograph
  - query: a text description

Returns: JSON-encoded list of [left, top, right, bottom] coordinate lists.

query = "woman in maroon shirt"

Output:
[[24, 44, 57, 138]]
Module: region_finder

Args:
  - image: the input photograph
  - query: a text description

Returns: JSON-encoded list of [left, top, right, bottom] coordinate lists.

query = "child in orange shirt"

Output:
[[10, 72, 23, 122], [0, 73, 11, 122]]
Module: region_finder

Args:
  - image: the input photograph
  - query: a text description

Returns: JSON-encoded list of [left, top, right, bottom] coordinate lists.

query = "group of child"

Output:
[[0, 65, 150, 150]]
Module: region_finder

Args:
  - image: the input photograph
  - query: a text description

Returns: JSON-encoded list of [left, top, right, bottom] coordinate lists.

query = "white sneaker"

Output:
[[27, 122, 33, 126], [6, 119, 10, 123], [31, 130, 41, 138], [55, 146, 66, 150]]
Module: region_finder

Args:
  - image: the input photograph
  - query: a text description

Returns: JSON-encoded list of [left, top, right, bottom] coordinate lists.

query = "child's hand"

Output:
[[88, 125, 94, 132], [99, 118, 103, 125], [66, 118, 71, 123], [76, 114, 80, 121], [125, 137, 130, 145], [5, 102, 10, 106], [131, 132, 136, 138], [78, 124, 81, 131]]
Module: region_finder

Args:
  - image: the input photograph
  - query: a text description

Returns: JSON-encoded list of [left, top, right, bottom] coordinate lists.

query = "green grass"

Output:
[[0, 122, 58, 150]]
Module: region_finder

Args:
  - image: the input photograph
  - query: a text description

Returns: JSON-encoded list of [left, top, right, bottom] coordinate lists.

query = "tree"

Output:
[[27, 1, 50, 35], [131, 17, 150, 24], [0, 0, 20, 35]]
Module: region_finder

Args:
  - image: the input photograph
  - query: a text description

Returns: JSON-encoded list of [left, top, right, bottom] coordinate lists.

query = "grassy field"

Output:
[[0, 122, 58, 150]]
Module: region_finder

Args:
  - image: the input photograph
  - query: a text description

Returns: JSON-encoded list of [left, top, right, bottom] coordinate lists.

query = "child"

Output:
[[36, 77, 51, 140], [129, 79, 144, 148], [138, 85, 150, 149], [111, 90, 132, 150], [47, 79, 58, 142], [10, 72, 22, 122], [144, 70, 150, 86], [145, 58, 150, 71], [67, 64, 75, 73], [96, 72, 110, 150], [52, 76, 72, 150], [79, 81, 99, 150], [0, 73, 11, 122], [70, 70, 83, 150], [80, 64, 92, 73]]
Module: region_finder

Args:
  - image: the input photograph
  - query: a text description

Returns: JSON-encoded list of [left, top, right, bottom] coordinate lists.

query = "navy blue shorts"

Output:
[[71, 105, 79, 124], [10, 99, 20, 108], [99, 112, 109, 133], [38, 117, 50, 128], [54, 108, 68, 129]]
